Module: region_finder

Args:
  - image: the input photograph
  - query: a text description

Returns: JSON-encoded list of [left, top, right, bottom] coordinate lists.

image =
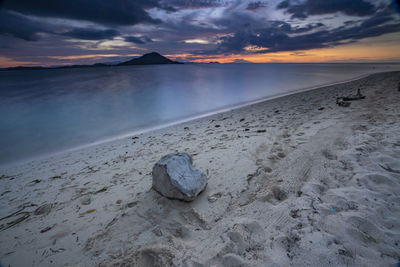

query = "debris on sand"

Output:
[[336, 97, 351, 107], [34, 204, 52, 216], [342, 88, 366, 101], [337, 88, 365, 107]]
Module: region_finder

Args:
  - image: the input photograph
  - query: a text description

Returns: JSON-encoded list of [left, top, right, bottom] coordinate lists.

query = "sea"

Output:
[[1, 63, 399, 166]]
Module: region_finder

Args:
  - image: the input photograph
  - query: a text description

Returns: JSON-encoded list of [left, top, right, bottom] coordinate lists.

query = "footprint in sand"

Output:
[[271, 186, 287, 201], [261, 166, 273, 173], [277, 152, 286, 158], [180, 209, 210, 230], [345, 216, 383, 245], [323, 193, 358, 212], [321, 149, 337, 160], [222, 221, 266, 258], [362, 173, 399, 193], [135, 245, 175, 266], [222, 253, 249, 267], [376, 156, 400, 174], [165, 222, 191, 239]]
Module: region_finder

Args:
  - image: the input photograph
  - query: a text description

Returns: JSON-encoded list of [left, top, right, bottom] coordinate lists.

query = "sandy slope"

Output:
[[0, 71, 399, 267]]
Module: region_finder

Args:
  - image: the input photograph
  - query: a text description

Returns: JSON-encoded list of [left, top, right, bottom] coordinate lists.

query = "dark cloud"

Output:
[[395, 0, 400, 12], [213, 10, 400, 54], [360, 7, 395, 28], [293, 22, 325, 33], [276, 0, 290, 9], [124, 36, 153, 44], [61, 28, 119, 40], [0, 10, 121, 42], [0, 0, 398, 67], [145, 9, 253, 44], [1, 0, 166, 26], [0, 11, 52, 41], [166, 0, 225, 9], [246, 2, 267, 11], [212, 10, 264, 29], [361, 14, 393, 28], [268, 21, 325, 34], [277, 0, 376, 19]]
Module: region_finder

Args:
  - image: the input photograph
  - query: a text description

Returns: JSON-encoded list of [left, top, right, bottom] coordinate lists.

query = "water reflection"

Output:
[[0, 63, 399, 165]]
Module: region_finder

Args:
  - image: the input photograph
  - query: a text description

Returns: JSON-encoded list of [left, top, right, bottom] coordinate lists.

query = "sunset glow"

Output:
[[0, 0, 399, 67]]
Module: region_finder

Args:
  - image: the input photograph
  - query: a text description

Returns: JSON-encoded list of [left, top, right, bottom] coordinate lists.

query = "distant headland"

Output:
[[1, 52, 182, 71], [118, 52, 181, 66]]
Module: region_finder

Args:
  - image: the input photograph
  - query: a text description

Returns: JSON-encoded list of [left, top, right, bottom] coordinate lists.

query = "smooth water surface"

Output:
[[1, 63, 399, 165]]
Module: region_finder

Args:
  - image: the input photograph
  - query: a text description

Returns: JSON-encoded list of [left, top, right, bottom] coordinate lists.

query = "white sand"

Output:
[[0, 71, 399, 267]]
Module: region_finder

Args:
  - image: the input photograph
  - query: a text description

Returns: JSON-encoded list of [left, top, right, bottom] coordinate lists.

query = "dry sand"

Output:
[[0, 71, 400, 267]]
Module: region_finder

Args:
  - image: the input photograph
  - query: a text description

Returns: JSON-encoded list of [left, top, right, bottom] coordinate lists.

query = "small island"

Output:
[[118, 52, 181, 66], [1, 52, 182, 71]]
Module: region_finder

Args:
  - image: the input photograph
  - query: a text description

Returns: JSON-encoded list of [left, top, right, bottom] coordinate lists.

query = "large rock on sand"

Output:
[[152, 152, 207, 201]]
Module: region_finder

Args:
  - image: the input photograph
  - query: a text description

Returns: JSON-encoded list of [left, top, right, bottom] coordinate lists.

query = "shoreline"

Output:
[[0, 71, 399, 266], [0, 70, 391, 170]]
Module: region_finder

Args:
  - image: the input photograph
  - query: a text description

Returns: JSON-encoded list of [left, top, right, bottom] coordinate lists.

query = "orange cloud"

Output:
[[0, 56, 39, 68], [187, 39, 400, 63], [1, 33, 399, 68]]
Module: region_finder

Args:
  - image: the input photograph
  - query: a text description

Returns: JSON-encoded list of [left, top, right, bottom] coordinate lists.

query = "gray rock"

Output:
[[152, 152, 207, 201]]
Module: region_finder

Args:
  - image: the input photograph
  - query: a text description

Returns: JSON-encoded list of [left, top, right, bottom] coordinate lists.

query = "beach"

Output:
[[0, 71, 399, 266]]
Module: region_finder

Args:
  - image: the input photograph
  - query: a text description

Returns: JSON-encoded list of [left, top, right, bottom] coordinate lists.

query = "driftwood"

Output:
[[337, 88, 365, 107], [342, 95, 365, 101], [343, 89, 366, 101], [336, 98, 351, 107]]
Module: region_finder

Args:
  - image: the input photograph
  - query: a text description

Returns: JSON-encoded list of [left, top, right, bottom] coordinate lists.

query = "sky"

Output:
[[0, 0, 400, 67]]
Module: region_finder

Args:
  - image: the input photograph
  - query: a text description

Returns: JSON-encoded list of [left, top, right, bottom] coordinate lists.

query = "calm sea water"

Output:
[[0, 63, 399, 165]]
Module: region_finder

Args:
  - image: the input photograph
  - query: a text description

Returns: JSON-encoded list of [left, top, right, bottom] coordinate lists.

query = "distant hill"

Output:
[[118, 52, 181, 66], [0, 52, 182, 71]]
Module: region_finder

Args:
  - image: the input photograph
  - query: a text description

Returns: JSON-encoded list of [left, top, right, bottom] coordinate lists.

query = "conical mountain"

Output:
[[118, 52, 181, 66]]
